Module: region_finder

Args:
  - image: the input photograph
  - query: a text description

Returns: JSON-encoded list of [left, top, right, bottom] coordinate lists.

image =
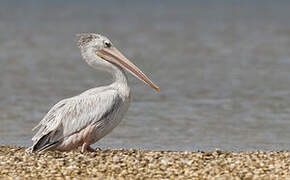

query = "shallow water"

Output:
[[1, 0, 290, 151]]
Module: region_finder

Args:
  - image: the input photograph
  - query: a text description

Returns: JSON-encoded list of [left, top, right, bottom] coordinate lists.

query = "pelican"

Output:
[[26, 33, 159, 153]]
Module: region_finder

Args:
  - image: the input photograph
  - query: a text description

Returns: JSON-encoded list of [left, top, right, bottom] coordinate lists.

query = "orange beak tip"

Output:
[[156, 87, 160, 92]]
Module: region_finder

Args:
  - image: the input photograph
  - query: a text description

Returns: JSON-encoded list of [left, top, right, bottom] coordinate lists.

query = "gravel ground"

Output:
[[0, 145, 290, 179]]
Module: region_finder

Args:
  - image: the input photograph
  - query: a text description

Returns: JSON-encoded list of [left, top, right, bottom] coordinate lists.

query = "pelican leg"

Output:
[[81, 142, 95, 153]]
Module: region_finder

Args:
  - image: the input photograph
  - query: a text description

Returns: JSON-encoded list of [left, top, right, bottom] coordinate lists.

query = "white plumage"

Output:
[[26, 33, 159, 153]]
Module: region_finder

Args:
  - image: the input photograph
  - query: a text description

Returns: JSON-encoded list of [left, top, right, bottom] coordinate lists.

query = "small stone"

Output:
[[112, 155, 120, 163], [160, 158, 169, 165]]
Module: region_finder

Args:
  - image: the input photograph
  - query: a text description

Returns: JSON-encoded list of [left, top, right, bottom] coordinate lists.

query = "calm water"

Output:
[[1, 1, 290, 151]]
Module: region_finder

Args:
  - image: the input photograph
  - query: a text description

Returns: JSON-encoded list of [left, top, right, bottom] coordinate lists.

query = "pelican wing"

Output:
[[29, 89, 122, 152]]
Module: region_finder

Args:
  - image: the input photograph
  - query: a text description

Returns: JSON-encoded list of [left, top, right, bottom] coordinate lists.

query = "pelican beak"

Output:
[[96, 47, 160, 91]]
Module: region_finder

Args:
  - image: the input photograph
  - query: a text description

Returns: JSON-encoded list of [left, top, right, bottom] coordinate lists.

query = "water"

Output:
[[1, 0, 290, 151]]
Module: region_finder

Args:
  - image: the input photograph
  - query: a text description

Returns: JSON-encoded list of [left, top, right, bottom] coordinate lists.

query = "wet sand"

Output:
[[0, 145, 290, 179]]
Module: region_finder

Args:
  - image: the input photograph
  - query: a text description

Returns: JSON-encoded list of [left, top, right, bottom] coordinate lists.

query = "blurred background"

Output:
[[1, 0, 290, 151]]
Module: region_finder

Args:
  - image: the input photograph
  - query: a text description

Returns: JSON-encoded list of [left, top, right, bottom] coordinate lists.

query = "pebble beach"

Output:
[[0, 145, 290, 179]]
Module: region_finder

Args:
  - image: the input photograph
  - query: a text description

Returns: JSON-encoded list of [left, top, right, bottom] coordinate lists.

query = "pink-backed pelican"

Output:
[[26, 33, 159, 153]]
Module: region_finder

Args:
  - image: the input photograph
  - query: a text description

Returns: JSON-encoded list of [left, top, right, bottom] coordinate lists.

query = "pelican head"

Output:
[[77, 33, 159, 91]]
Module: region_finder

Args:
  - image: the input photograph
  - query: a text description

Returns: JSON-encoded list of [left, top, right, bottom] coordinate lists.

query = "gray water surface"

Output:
[[1, 1, 290, 151]]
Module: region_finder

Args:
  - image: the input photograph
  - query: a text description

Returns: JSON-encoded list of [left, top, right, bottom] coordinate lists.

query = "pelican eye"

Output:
[[104, 41, 112, 48]]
